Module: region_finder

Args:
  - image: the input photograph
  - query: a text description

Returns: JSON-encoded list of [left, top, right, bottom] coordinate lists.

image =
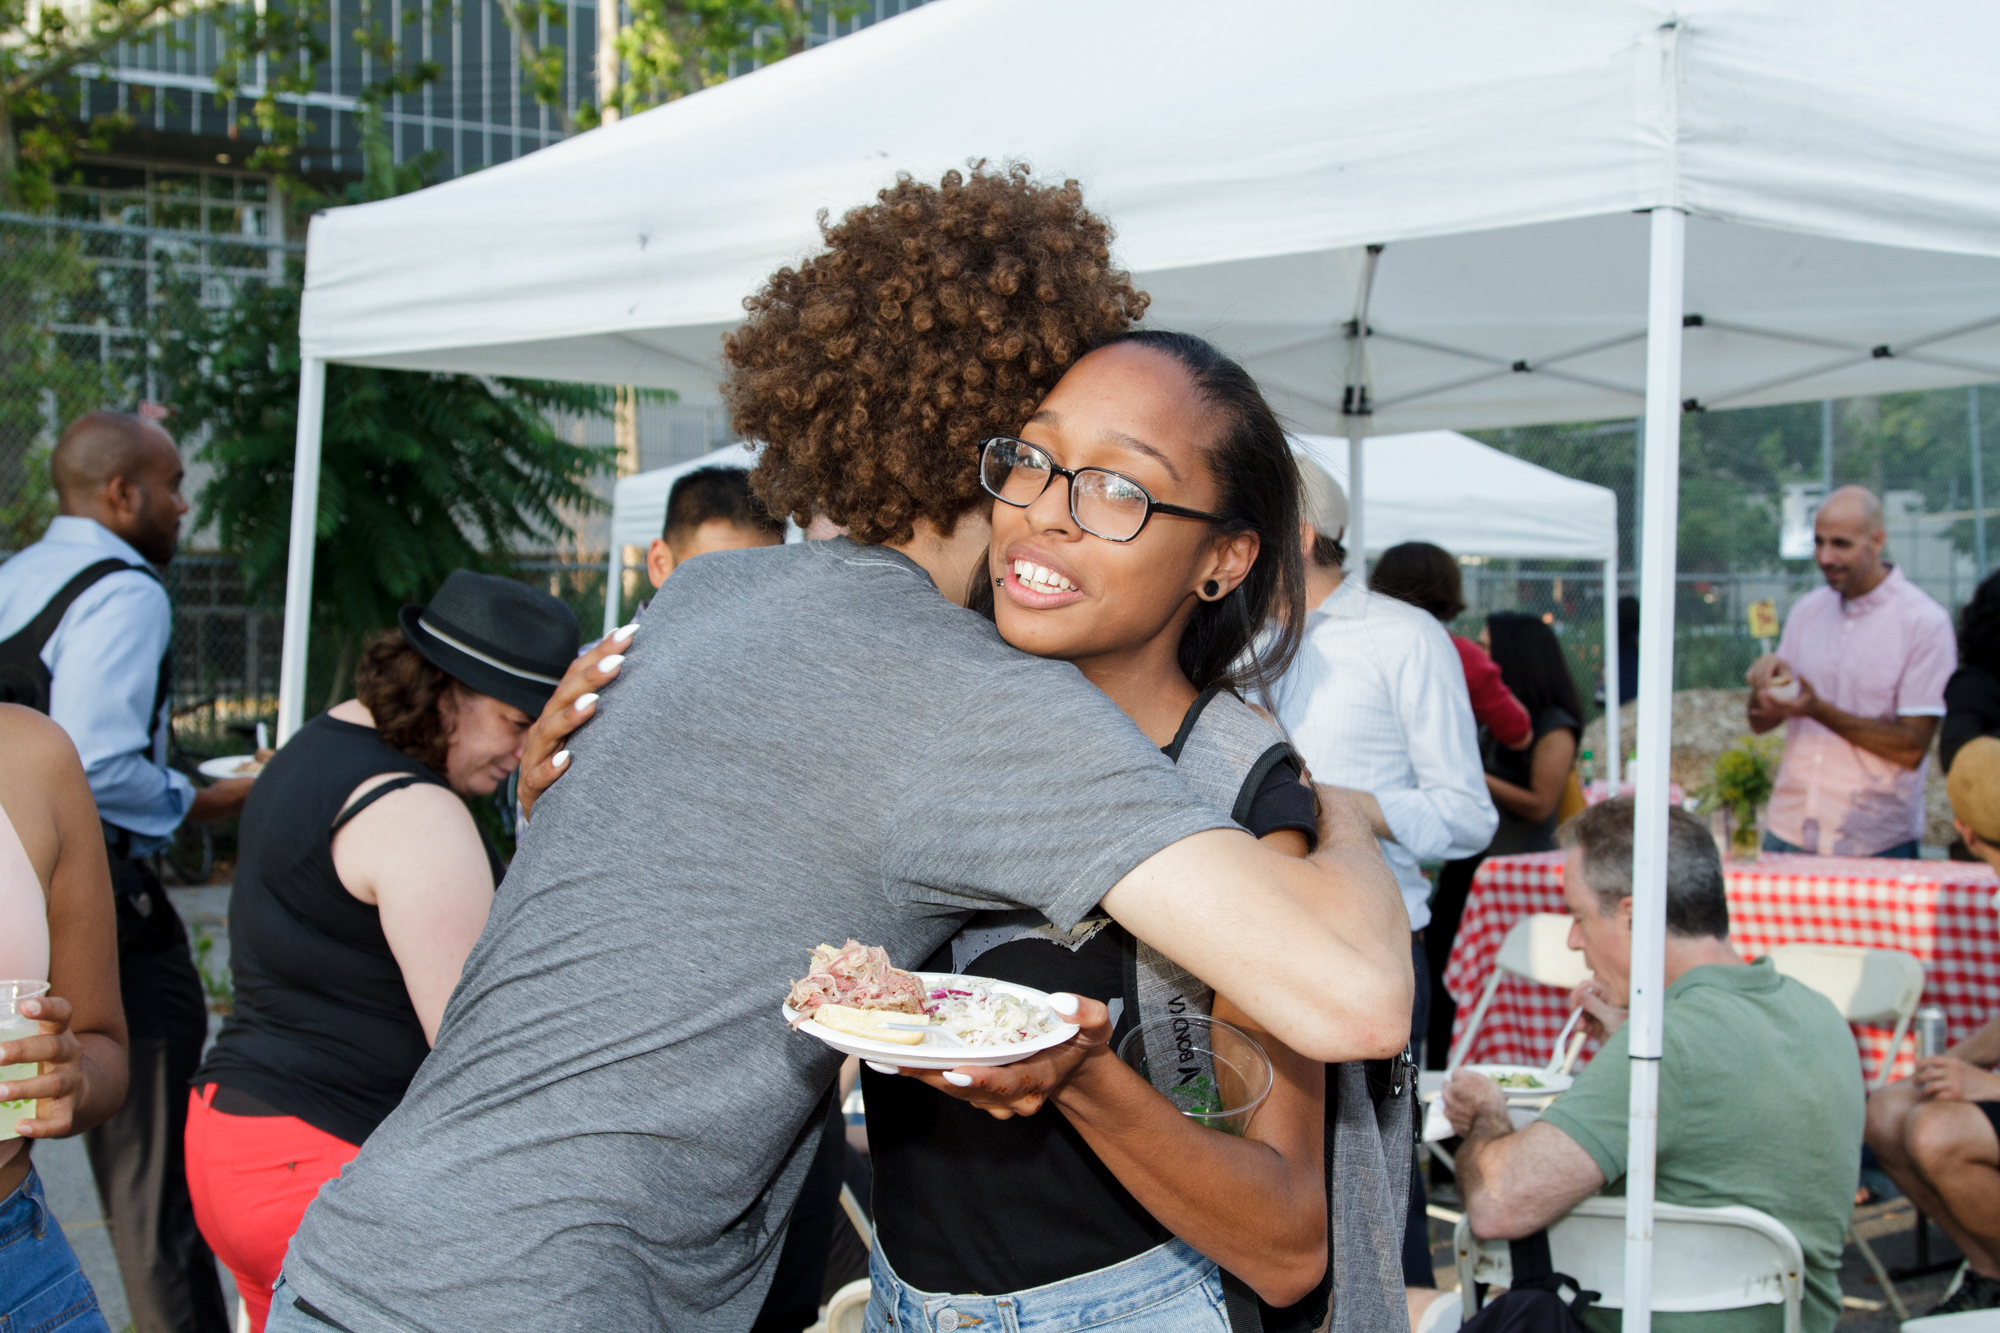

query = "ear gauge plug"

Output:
[[1202, 579, 1221, 599]]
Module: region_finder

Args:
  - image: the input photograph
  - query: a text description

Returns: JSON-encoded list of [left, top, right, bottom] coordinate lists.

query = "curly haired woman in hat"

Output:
[[181, 571, 579, 1332]]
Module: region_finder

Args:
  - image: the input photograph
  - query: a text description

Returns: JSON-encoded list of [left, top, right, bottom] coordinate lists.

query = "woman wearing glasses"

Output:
[[854, 330, 1346, 1333]]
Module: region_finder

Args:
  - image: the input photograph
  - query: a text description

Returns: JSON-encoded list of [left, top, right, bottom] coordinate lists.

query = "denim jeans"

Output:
[[1762, 830, 1919, 859], [864, 1236, 1230, 1333], [0, 1163, 112, 1333]]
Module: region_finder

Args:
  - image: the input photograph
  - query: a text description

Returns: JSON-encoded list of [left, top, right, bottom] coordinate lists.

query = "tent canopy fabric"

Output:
[[1293, 433, 1616, 563], [298, 0, 2000, 431]]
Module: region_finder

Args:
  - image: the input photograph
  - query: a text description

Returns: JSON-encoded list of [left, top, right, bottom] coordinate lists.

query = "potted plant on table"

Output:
[[1699, 736, 1783, 862]]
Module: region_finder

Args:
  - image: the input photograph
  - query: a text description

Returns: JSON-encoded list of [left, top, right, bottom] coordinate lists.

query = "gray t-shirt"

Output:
[[282, 538, 1232, 1332]]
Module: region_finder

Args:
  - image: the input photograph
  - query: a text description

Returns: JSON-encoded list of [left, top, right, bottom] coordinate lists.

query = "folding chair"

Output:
[[1446, 913, 1594, 1072], [1763, 941, 1927, 1321], [1763, 943, 1925, 1092], [1454, 1197, 1806, 1333]]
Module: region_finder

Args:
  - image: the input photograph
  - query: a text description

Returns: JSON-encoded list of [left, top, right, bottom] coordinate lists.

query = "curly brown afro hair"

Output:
[[723, 163, 1150, 546]]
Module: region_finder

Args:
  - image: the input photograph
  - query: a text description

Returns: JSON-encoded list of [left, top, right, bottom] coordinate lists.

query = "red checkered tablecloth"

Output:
[[1442, 851, 2000, 1083]]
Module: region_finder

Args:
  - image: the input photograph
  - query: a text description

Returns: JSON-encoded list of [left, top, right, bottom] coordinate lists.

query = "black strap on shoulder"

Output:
[[0, 558, 160, 714], [1161, 683, 1228, 762], [1230, 741, 1302, 827], [331, 775, 433, 834]]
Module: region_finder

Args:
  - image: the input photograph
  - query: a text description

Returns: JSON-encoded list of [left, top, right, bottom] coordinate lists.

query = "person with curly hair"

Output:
[[183, 571, 577, 1332], [264, 166, 1410, 1333]]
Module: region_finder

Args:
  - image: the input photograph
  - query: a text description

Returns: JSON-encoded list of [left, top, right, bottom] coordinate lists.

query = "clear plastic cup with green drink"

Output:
[[0, 980, 51, 1141]]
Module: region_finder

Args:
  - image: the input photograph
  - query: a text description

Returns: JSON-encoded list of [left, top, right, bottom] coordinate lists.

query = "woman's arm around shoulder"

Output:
[[330, 778, 496, 1043]]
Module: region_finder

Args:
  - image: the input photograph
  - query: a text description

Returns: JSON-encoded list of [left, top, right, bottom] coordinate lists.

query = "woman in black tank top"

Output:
[[856, 334, 1344, 1333], [186, 572, 577, 1333]]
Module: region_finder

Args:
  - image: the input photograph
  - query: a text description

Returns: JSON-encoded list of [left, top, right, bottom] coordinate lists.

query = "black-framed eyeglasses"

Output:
[[978, 436, 1223, 543]]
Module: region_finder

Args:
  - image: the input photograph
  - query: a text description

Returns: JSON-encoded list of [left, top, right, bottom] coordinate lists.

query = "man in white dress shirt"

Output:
[[1267, 457, 1497, 1293]]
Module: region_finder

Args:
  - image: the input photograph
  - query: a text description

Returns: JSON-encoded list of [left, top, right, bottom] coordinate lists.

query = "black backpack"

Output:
[[0, 557, 168, 718], [1461, 1233, 1602, 1333]]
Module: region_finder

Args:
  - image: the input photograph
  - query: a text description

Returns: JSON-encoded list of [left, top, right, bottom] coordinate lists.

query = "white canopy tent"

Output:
[[1293, 430, 1625, 786], [283, 3, 2000, 1322]]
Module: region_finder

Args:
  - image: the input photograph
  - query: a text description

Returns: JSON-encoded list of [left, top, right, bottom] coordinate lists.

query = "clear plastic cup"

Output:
[[0, 980, 50, 1143], [1117, 1013, 1274, 1136]]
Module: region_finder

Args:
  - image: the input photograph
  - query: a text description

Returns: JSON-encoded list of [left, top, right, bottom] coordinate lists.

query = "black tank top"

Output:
[[194, 714, 503, 1146]]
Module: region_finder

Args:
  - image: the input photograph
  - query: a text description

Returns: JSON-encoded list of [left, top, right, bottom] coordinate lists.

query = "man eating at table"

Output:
[[1443, 797, 1863, 1333]]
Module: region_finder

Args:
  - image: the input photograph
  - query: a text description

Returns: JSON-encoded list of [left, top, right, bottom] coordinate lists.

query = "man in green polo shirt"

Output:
[[1442, 797, 1864, 1333]]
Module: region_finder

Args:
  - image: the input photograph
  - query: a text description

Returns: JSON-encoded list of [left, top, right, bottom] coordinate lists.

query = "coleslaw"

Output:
[[923, 977, 1060, 1047]]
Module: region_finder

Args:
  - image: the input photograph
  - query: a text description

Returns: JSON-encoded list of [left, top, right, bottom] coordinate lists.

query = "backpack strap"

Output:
[[1130, 687, 1299, 1100], [0, 558, 160, 713]]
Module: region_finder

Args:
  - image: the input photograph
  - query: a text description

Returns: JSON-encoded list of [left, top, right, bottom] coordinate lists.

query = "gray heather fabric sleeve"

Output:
[[879, 660, 1235, 932]]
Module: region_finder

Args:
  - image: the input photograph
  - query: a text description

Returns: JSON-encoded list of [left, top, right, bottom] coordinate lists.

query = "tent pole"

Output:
[[277, 356, 328, 745], [1624, 206, 1687, 1333], [1342, 245, 1383, 575], [604, 542, 624, 638], [1604, 558, 1620, 790], [1972, 386, 1986, 580]]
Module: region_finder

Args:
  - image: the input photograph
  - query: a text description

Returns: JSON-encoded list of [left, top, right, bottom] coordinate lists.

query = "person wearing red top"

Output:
[[1370, 542, 1532, 750]]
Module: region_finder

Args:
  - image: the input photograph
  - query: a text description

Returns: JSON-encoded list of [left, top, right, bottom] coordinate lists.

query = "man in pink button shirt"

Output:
[[1746, 485, 1957, 857]]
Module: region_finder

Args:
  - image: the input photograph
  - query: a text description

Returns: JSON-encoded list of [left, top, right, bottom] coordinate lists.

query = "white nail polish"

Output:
[[574, 693, 599, 712], [550, 751, 570, 769], [598, 654, 625, 672], [613, 623, 638, 643], [942, 1071, 973, 1087], [865, 1061, 899, 1075], [1050, 992, 1079, 1017]]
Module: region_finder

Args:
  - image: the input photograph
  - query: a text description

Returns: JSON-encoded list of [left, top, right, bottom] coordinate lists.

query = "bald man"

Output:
[[1746, 484, 1956, 858], [0, 411, 239, 1333]]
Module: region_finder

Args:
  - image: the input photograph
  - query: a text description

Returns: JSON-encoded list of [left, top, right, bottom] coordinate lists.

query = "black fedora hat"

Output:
[[398, 571, 580, 717]]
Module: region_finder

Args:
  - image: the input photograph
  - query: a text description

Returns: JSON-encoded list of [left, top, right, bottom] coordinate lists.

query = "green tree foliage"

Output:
[[152, 109, 614, 695], [0, 222, 126, 546], [210, 0, 440, 184], [154, 270, 615, 691], [3, 0, 439, 209]]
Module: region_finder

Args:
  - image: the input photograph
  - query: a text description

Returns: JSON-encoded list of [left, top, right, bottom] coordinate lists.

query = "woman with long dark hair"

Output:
[[1370, 541, 1533, 750], [1427, 611, 1584, 1065], [857, 330, 1345, 1332], [1943, 569, 2000, 774]]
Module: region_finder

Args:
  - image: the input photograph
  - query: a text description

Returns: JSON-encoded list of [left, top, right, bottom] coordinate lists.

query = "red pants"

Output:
[[184, 1085, 359, 1333]]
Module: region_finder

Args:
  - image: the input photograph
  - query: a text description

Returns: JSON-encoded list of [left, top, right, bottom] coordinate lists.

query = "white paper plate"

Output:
[[783, 972, 1079, 1069], [197, 756, 264, 780], [1461, 1064, 1573, 1098]]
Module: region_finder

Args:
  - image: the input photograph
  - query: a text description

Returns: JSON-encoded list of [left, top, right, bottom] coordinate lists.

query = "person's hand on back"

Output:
[[517, 624, 635, 819]]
